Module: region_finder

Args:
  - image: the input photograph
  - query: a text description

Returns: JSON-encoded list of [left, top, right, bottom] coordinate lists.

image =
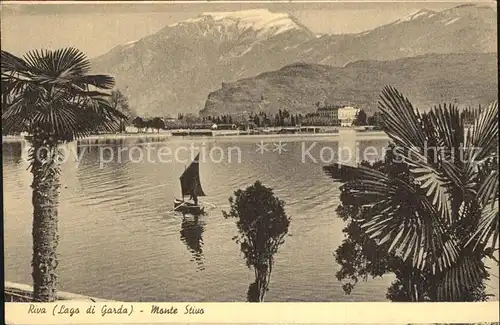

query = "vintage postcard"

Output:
[[1, 0, 498, 324]]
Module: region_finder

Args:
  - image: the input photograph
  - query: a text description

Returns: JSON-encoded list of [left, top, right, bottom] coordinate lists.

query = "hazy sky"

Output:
[[1, 0, 495, 58]]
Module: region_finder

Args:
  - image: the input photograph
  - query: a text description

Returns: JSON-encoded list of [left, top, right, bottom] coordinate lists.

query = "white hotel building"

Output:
[[338, 106, 360, 127]]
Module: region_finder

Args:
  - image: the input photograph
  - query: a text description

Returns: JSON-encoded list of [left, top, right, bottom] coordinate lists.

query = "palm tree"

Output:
[[324, 86, 498, 301], [1, 48, 125, 302]]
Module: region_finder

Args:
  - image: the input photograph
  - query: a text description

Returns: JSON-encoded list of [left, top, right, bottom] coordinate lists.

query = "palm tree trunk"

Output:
[[30, 135, 60, 302]]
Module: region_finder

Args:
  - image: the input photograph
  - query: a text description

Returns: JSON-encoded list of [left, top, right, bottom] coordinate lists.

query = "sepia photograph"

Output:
[[1, 0, 498, 307]]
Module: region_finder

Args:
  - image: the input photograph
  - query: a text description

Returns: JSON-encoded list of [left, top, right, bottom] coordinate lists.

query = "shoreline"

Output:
[[3, 130, 388, 143], [4, 281, 112, 302]]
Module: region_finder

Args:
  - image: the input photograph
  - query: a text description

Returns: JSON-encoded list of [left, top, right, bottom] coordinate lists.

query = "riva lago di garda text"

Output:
[[27, 303, 205, 317]]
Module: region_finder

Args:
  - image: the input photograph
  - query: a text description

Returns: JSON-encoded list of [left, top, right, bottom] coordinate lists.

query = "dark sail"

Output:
[[180, 153, 206, 198]]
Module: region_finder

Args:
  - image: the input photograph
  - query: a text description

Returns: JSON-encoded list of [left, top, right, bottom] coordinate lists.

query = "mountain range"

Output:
[[91, 4, 497, 116], [201, 53, 498, 116]]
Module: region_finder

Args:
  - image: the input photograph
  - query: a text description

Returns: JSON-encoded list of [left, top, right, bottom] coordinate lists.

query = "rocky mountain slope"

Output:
[[201, 53, 498, 116], [91, 5, 497, 116]]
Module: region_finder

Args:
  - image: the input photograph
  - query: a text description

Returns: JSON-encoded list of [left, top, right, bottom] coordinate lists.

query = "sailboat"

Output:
[[173, 153, 206, 215]]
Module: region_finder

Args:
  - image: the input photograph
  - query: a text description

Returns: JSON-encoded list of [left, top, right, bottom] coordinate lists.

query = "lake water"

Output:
[[3, 133, 498, 301]]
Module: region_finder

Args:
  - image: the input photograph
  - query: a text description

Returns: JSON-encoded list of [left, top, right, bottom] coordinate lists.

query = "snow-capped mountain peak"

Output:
[[92, 4, 495, 117], [189, 9, 308, 38], [397, 8, 436, 22]]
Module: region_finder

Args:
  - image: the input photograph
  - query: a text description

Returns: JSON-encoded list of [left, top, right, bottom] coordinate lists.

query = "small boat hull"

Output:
[[174, 199, 205, 215]]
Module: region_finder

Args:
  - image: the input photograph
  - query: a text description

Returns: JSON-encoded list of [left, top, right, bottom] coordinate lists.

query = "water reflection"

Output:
[[7, 136, 442, 302], [2, 141, 23, 165], [179, 213, 206, 271], [246, 281, 259, 302]]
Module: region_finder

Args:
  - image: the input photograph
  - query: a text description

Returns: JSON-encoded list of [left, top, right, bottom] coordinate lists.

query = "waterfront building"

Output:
[[338, 106, 360, 127], [211, 123, 237, 130], [315, 105, 341, 125], [317, 106, 339, 119]]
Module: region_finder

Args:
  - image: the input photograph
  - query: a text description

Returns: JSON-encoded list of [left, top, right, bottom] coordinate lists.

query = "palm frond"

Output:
[[477, 169, 499, 207], [461, 102, 499, 251], [466, 202, 499, 251], [323, 163, 362, 183], [1, 50, 30, 74], [459, 101, 499, 207], [30, 102, 78, 138], [466, 101, 498, 162], [378, 86, 427, 149], [2, 85, 47, 134], [23, 48, 91, 79], [437, 255, 486, 301], [427, 103, 464, 151], [324, 161, 460, 272], [326, 87, 498, 301], [412, 165, 453, 223], [2, 48, 122, 140], [72, 75, 115, 90], [70, 96, 125, 138], [379, 86, 454, 224]]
